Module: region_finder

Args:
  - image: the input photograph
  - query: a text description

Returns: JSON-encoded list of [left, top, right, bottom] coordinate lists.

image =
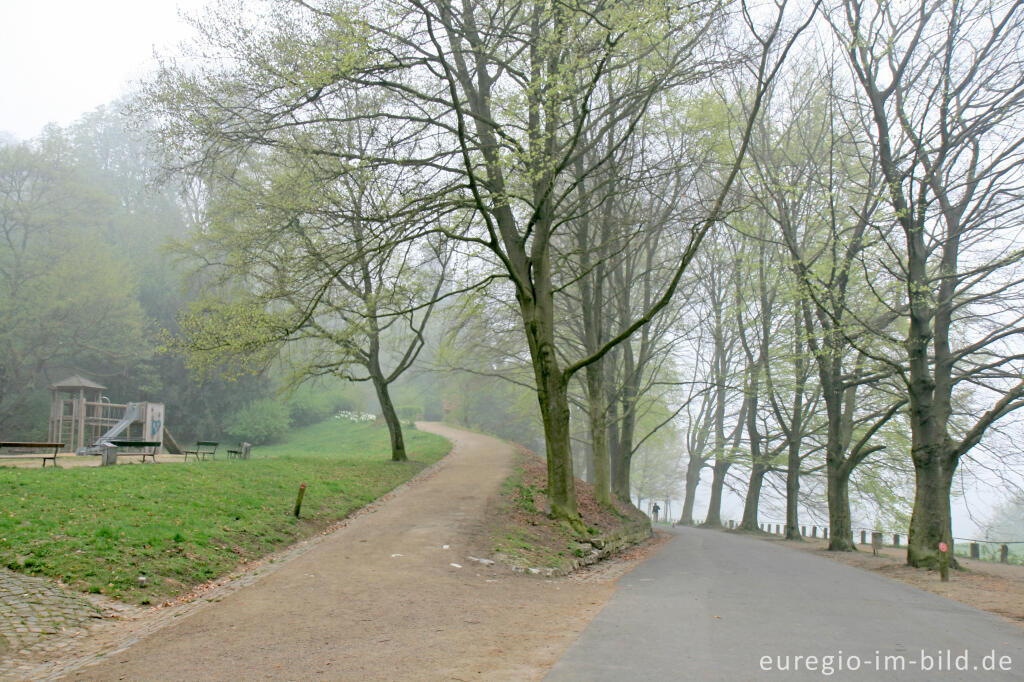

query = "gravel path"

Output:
[[54, 423, 614, 681]]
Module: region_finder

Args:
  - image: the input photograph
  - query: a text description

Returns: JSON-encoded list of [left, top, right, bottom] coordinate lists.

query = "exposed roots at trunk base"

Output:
[[907, 550, 961, 571], [827, 539, 858, 552], [548, 505, 590, 536]]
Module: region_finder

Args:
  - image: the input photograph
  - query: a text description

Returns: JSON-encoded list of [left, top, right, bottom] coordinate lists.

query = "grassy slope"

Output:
[[0, 420, 450, 604]]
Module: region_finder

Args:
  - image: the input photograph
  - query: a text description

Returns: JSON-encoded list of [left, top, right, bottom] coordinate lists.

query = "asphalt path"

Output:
[[546, 526, 1024, 681]]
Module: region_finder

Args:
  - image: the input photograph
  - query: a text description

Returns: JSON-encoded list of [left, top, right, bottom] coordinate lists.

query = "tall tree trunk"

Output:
[[529, 343, 577, 522], [740, 462, 767, 531], [371, 373, 406, 462], [826, 463, 854, 550], [824, 398, 856, 550], [612, 341, 640, 506], [907, 445, 957, 567], [679, 453, 702, 525], [785, 440, 801, 540], [703, 459, 729, 527], [585, 360, 612, 506]]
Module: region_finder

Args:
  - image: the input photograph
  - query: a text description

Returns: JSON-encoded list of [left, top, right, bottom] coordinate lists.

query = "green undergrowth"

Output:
[[0, 420, 450, 604]]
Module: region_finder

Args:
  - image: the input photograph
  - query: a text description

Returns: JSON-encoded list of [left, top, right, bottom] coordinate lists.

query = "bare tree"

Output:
[[836, 0, 1024, 565]]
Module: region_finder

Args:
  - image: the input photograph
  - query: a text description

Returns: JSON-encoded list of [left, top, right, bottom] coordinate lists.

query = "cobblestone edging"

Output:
[[0, 451, 455, 681], [511, 521, 654, 578]]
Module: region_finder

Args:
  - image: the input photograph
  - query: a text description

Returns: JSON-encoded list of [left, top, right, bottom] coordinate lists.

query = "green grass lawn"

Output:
[[0, 420, 450, 604]]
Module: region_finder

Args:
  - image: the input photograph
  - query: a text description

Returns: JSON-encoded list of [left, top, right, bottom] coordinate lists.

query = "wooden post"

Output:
[[823, 528, 828, 539], [293, 482, 307, 517], [860, 530, 867, 545], [939, 542, 949, 582], [1001, 544, 1009, 564], [970, 543, 980, 560], [77, 388, 86, 453], [893, 533, 900, 547], [871, 531, 883, 556], [775, 524, 781, 534], [811, 526, 817, 538]]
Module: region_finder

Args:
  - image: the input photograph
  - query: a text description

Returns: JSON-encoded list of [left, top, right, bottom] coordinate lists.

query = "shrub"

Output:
[[286, 389, 334, 427], [225, 399, 292, 444], [397, 405, 422, 423]]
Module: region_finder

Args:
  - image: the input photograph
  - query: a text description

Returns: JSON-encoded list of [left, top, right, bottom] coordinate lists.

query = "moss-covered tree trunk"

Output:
[[907, 447, 956, 567]]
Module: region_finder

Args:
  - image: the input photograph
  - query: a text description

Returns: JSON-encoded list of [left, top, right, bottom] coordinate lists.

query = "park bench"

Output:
[[226, 442, 251, 460], [183, 441, 218, 462], [107, 440, 162, 464], [0, 442, 64, 467]]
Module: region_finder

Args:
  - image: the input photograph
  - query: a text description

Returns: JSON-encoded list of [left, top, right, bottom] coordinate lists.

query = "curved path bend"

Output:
[[67, 424, 615, 681]]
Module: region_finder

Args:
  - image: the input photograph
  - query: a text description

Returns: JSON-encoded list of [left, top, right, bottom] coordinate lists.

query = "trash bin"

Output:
[[101, 442, 118, 466]]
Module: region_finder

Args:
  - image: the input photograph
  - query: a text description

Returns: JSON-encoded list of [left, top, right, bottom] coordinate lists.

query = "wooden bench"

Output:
[[183, 441, 218, 462], [0, 442, 64, 467], [226, 442, 251, 460], [108, 440, 162, 463]]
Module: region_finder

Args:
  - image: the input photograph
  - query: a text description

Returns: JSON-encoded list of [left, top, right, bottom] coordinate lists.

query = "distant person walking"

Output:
[[651, 503, 660, 523]]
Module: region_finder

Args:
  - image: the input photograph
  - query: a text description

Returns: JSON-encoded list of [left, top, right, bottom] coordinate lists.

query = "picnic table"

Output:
[[106, 440, 162, 464], [0, 442, 64, 467]]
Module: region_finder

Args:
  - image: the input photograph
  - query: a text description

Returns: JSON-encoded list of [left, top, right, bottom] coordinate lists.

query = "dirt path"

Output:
[[57, 424, 620, 681]]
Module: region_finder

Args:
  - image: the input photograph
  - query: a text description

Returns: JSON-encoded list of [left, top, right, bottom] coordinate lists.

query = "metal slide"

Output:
[[77, 402, 141, 455]]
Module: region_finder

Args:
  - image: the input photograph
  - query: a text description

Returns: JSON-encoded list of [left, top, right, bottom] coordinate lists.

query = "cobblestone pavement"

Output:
[[0, 568, 139, 680]]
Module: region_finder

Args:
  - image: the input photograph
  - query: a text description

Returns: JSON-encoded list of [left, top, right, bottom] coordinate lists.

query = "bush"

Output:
[[396, 405, 422, 423], [285, 385, 359, 427], [225, 399, 292, 444], [423, 400, 443, 421]]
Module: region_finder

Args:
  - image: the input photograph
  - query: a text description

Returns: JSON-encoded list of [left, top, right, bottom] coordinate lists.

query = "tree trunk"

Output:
[[785, 440, 801, 540], [826, 458, 855, 551], [371, 374, 407, 462], [740, 462, 767, 531], [703, 458, 729, 528], [532, 358, 578, 522], [679, 453, 702, 525], [585, 359, 612, 506], [515, 245, 579, 523], [907, 447, 957, 568]]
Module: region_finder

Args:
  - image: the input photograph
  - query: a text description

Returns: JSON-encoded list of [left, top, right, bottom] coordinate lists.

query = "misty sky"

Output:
[[0, 0, 208, 141]]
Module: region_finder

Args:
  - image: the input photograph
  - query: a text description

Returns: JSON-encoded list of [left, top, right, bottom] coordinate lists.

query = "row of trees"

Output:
[[155, 0, 1020, 566], [669, 0, 1024, 568]]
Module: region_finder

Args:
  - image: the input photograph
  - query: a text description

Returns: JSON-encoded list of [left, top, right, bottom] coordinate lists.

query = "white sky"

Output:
[[0, 0, 210, 141]]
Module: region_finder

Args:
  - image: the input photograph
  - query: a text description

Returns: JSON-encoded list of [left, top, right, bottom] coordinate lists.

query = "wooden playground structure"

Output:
[[47, 375, 168, 455]]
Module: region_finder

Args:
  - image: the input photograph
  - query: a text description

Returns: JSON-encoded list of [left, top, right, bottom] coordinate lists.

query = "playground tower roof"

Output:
[[49, 375, 106, 391]]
